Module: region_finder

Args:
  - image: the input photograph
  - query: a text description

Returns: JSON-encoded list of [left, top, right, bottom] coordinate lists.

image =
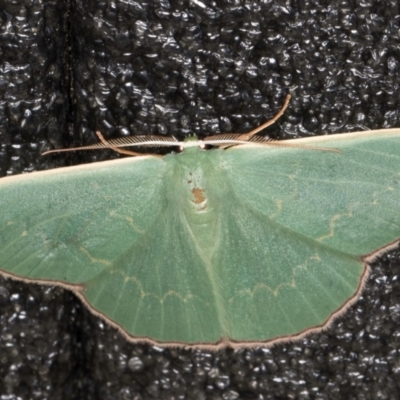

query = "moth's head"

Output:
[[180, 134, 206, 151], [183, 134, 199, 142]]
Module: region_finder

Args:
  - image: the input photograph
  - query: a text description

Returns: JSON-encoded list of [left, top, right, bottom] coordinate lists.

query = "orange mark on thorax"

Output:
[[192, 188, 206, 204], [191, 188, 208, 210]]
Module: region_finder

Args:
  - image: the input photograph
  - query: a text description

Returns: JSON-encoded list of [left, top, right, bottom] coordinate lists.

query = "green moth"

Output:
[[1, 97, 400, 348]]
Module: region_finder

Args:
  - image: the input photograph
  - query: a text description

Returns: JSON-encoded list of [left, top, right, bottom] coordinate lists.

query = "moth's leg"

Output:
[[238, 94, 291, 141]]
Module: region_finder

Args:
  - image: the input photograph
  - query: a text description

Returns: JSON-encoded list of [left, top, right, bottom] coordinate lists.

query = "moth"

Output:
[[1, 95, 399, 348]]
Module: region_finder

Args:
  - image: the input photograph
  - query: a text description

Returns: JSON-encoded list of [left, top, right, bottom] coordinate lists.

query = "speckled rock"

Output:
[[1, 0, 400, 398]]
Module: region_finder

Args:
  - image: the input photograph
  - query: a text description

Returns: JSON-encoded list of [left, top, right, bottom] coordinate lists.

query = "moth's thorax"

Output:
[[164, 147, 225, 256]]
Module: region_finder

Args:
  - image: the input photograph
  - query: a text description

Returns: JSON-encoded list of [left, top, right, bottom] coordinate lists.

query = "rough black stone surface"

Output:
[[1, 0, 400, 399], [0, 0, 69, 175]]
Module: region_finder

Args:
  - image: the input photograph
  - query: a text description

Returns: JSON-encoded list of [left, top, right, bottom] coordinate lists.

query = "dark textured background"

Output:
[[1, 0, 400, 398]]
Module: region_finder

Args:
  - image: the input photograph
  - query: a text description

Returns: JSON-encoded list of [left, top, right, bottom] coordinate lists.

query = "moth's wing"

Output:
[[0, 156, 223, 344], [224, 130, 400, 255], [216, 130, 400, 342], [0, 157, 165, 282]]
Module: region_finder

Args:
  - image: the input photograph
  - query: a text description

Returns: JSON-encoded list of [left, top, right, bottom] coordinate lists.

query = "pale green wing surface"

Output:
[[217, 130, 400, 341], [0, 156, 224, 343], [0, 129, 399, 346], [222, 130, 400, 255]]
